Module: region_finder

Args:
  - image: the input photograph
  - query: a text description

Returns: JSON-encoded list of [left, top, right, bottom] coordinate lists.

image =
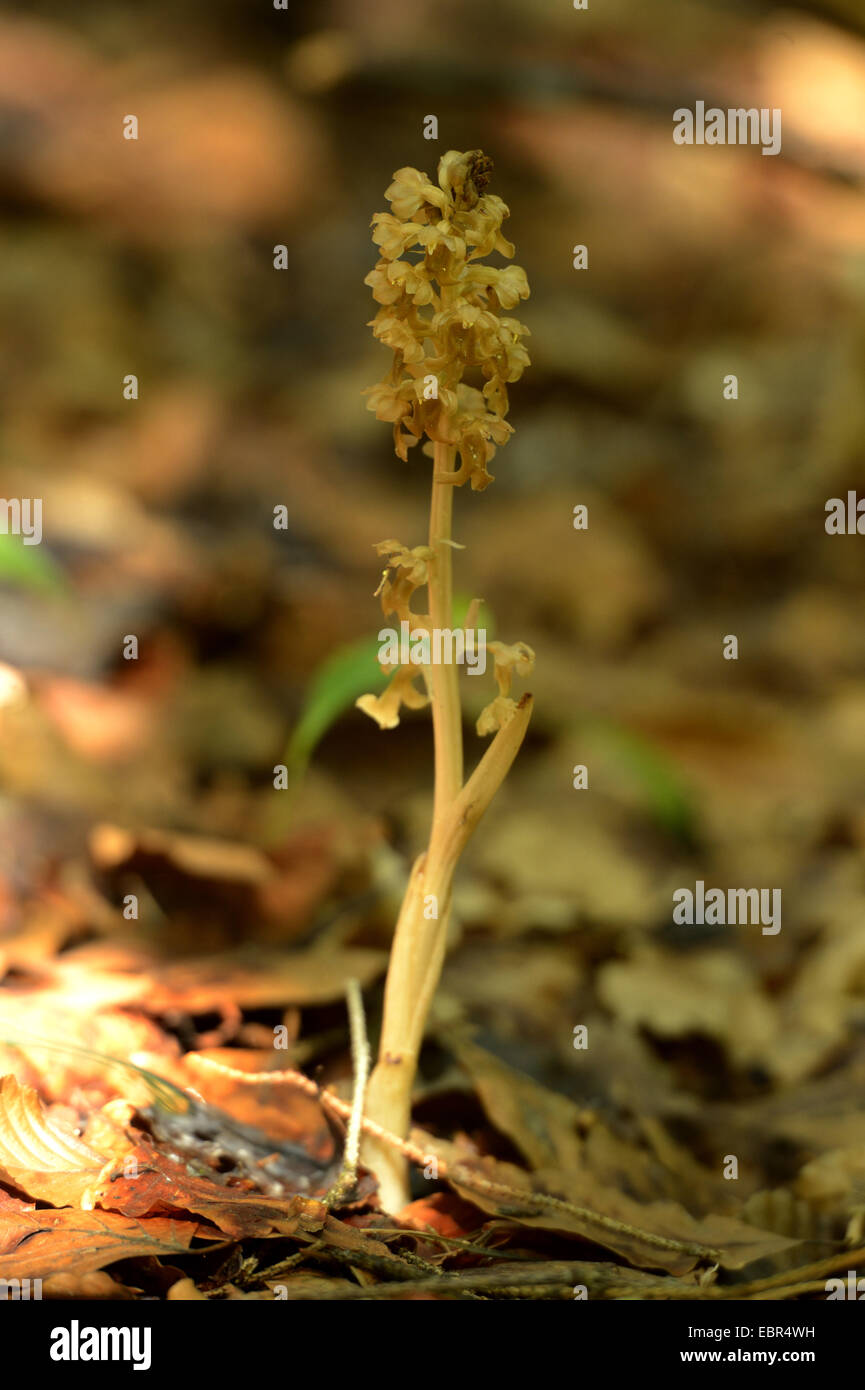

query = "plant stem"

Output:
[[361, 705, 534, 1212], [428, 443, 463, 815], [364, 854, 428, 1160], [362, 446, 532, 1213], [361, 445, 462, 1212]]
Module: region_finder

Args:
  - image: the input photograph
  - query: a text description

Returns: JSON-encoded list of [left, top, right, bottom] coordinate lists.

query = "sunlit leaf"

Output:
[[0, 1199, 205, 1279], [0, 1074, 117, 1207]]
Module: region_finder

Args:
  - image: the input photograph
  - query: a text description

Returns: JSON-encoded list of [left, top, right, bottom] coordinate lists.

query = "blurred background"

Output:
[[2, 0, 865, 1213]]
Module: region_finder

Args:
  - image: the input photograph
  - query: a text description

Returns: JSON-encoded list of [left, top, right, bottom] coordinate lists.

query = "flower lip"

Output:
[[438, 150, 494, 209]]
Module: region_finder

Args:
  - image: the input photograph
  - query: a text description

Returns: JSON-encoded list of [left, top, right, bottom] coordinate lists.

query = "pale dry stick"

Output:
[[256, 1263, 613, 1301], [370, 1228, 520, 1258], [342, 978, 370, 1176], [631, 1244, 865, 1301], [323, 978, 370, 1208]]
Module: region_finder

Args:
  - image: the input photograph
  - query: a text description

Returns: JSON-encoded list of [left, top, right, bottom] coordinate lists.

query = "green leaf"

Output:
[[584, 718, 697, 844], [0, 533, 64, 593], [286, 594, 494, 778], [286, 636, 385, 778]]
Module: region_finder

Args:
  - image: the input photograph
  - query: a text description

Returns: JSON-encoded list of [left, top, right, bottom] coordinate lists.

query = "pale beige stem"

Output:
[[362, 695, 533, 1212], [361, 860, 434, 1212], [428, 443, 463, 815], [361, 445, 463, 1210]]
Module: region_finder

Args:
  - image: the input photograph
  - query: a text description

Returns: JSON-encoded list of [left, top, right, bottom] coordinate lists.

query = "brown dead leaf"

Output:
[[0, 959, 150, 1014], [91, 1146, 333, 1237], [90, 822, 346, 947], [144, 946, 387, 1012], [597, 947, 777, 1070], [794, 1146, 865, 1223], [2, 938, 386, 1020], [449, 1035, 585, 1172], [322, 1212, 391, 1259], [0, 1004, 181, 1109], [418, 1131, 799, 1276], [167, 1276, 208, 1300], [472, 806, 656, 932], [41, 1271, 137, 1300], [181, 1049, 336, 1163], [0, 1074, 131, 1207], [0, 1192, 207, 1279], [397, 1193, 487, 1248]]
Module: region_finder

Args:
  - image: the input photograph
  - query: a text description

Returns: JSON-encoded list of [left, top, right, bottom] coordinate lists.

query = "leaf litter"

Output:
[[4, 0, 865, 1293]]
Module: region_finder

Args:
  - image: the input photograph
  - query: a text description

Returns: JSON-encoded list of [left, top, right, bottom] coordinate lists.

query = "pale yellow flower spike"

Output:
[[362, 149, 530, 494]]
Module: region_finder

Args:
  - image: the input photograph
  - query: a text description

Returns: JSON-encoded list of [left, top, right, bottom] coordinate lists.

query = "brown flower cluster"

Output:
[[358, 151, 534, 735], [364, 149, 530, 491]]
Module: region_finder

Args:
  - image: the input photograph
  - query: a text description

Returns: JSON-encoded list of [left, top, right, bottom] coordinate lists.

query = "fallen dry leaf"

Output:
[[0, 1074, 130, 1207], [0, 1192, 208, 1279], [90, 821, 347, 946], [181, 1049, 336, 1162], [40, 1270, 137, 1299], [91, 1148, 334, 1237], [597, 947, 777, 1070], [167, 1277, 208, 1300], [417, 1132, 800, 1276], [143, 946, 387, 1012], [449, 1035, 585, 1172]]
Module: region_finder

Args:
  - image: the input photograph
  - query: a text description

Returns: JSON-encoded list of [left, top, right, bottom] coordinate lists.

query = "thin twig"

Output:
[[371, 1228, 520, 1259], [257, 1261, 596, 1301], [324, 979, 370, 1208]]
